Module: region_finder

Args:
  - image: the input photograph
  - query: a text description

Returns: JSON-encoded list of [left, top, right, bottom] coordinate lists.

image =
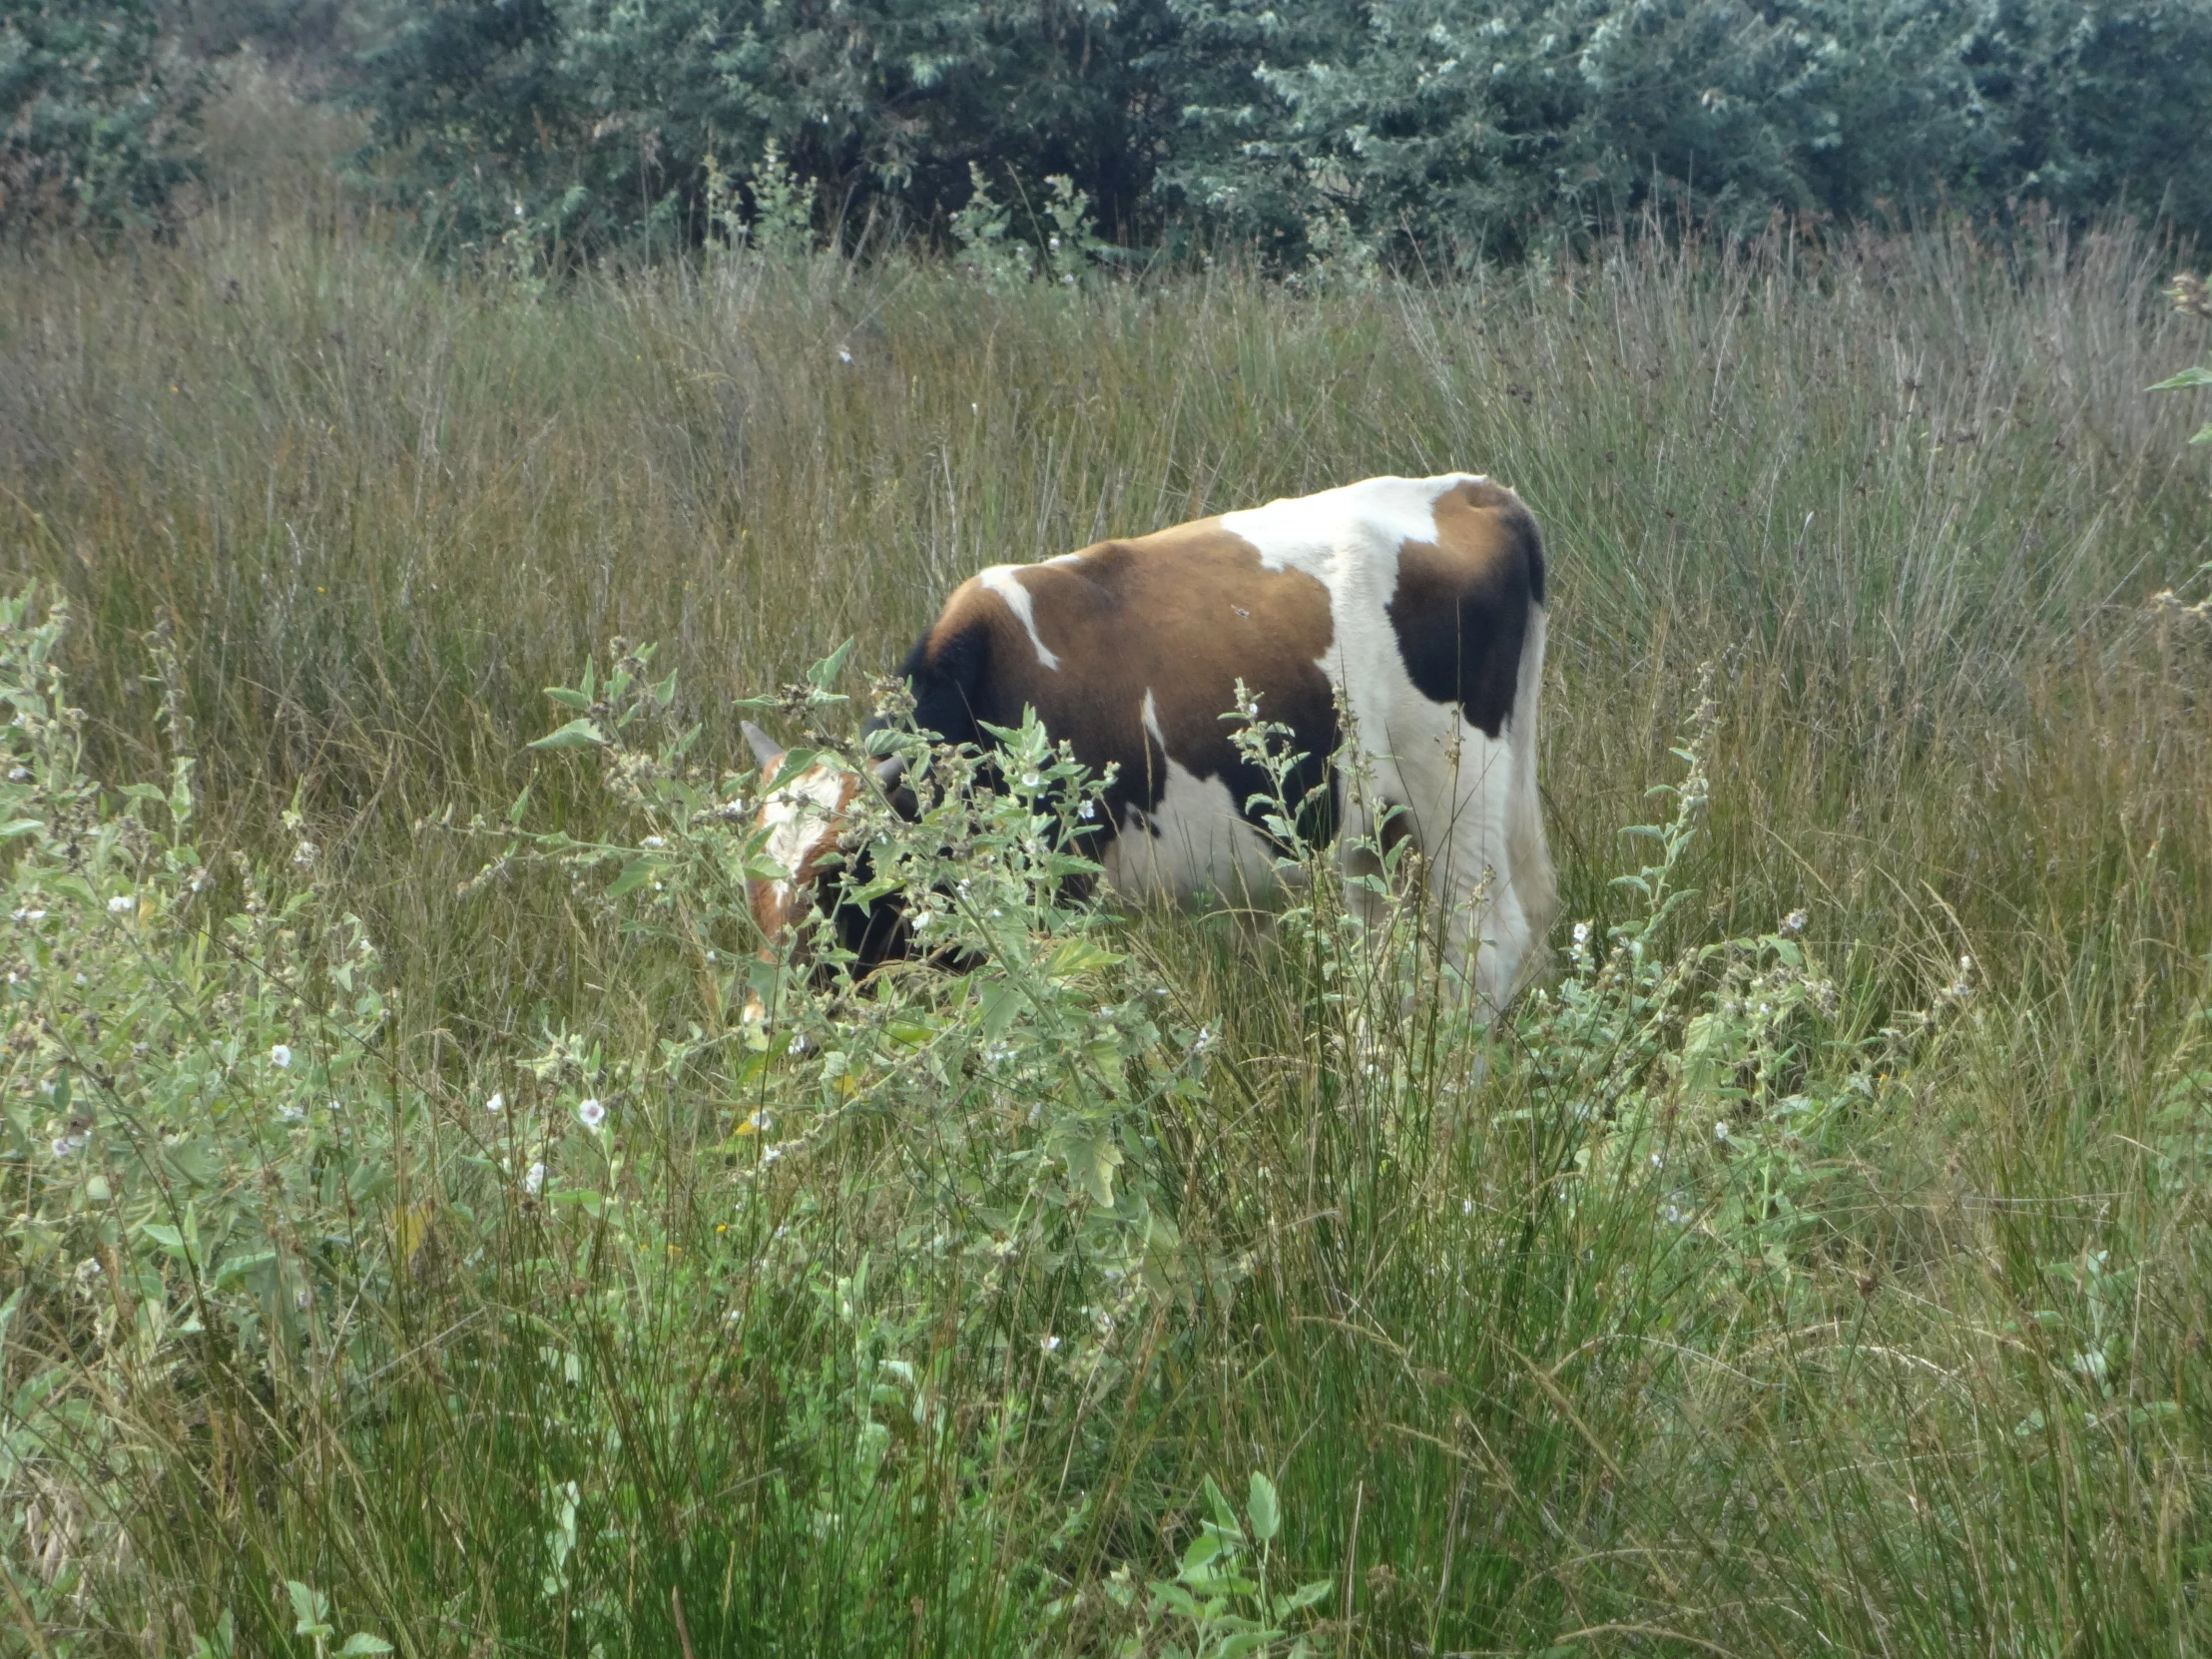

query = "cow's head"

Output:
[[741, 721, 916, 1016]]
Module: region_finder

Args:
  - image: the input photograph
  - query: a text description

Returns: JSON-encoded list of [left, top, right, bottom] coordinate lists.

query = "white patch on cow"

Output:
[[1099, 693, 1278, 901], [977, 566, 1062, 670], [1213, 473, 1546, 1012], [758, 763, 852, 906]]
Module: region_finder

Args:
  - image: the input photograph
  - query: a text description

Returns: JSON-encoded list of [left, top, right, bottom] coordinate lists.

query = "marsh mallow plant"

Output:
[[2, 593, 2207, 1652]]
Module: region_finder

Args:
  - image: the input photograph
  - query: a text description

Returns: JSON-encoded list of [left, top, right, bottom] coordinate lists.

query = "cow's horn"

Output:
[[742, 721, 783, 769]]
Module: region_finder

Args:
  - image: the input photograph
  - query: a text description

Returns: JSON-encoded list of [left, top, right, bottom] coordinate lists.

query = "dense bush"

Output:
[[0, 588, 2048, 1653], [1, 0, 202, 234], [348, 0, 2212, 266], [353, 0, 1182, 258], [1164, 0, 2212, 265]]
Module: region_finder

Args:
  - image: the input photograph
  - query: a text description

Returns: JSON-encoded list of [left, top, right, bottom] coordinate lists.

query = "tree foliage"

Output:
[[1, 0, 202, 234], [354, 0, 1183, 256], [346, 0, 2212, 266]]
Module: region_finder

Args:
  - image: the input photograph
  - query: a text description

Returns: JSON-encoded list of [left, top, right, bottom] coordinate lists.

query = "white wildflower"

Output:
[[524, 1161, 547, 1196], [837, 347, 852, 364], [760, 1143, 785, 1167], [270, 1043, 292, 1069], [51, 1133, 85, 1158], [107, 894, 134, 914], [578, 1097, 607, 1130], [1714, 1119, 1731, 1142], [1039, 1334, 1061, 1353], [1021, 772, 1041, 790], [486, 1091, 505, 1114], [911, 909, 933, 932], [279, 1104, 305, 1123], [1782, 908, 1808, 934], [641, 835, 665, 848], [291, 840, 319, 868], [7, 767, 26, 781]]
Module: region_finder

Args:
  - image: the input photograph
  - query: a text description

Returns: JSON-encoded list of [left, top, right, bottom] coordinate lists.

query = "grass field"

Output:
[[4, 141, 2212, 1657]]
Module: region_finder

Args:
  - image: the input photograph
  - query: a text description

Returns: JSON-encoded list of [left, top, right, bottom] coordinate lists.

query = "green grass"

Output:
[[3, 150, 2212, 1658]]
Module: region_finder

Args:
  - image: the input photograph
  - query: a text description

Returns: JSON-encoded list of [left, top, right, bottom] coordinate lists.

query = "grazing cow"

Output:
[[746, 473, 1555, 1015]]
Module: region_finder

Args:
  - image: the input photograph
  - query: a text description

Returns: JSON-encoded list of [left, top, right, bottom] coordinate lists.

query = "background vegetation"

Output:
[[9, 0, 2212, 263], [4, 32, 2212, 1659]]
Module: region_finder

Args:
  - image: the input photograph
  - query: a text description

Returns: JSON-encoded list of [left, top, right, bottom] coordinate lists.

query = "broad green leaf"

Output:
[[1284, 1579, 1333, 1608], [1203, 1474, 1241, 1538], [544, 686, 592, 710], [766, 749, 824, 791], [607, 857, 663, 898], [286, 1582, 331, 1639], [1247, 1471, 1279, 1542], [2147, 366, 2212, 389], [1043, 938, 1124, 980], [979, 982, 1025, 1043], [1180, 1531, 1224, 1575], [1059, 1131, 1122, 1207], [0, 818, 44, 840], [529, 719, 607, 751], [339, 1636, 393, 1656], [807, 638, 855, 690]]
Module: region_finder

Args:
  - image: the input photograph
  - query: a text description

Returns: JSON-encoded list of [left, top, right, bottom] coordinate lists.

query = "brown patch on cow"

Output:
[[903, 521, 1340, 845], [1385, 478, 1543, 739]]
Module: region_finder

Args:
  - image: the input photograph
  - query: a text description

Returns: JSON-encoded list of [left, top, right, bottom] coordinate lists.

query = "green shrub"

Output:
[[344, 0, 2212, 267], [1, 0, 201, 234], [0, 578, 2059, 1651]]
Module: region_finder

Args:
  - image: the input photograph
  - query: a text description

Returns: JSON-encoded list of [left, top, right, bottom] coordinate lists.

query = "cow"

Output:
[[744, 472, 1555, 1017]]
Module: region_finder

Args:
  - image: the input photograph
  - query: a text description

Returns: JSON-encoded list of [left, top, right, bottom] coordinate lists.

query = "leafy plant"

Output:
[[1106, 1472, 1332, 1658], [2152, 271, 2212, 443], [2, 0, 202, 234]]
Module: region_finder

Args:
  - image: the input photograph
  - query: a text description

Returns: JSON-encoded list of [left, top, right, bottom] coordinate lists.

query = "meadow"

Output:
[[3, 109, 2212, 1655]]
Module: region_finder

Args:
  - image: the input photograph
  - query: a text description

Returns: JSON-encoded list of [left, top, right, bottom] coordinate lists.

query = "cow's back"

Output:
[[894, 474, 1553, 992]]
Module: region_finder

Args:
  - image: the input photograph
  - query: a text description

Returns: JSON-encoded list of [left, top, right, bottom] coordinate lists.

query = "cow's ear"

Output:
[[743, 721, 784, 770]]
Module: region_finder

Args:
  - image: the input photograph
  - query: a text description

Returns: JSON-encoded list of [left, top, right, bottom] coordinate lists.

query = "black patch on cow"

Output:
[[896, 621, 990, 754], [1385, 488, 1544, 739]]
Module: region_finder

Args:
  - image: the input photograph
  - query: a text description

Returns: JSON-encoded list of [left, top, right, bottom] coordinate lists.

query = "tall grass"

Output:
[[3, 152, 2211, 1656]]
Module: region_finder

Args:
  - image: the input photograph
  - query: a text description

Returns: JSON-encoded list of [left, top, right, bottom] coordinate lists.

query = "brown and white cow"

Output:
[[746, 472, 1555, 1015]]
